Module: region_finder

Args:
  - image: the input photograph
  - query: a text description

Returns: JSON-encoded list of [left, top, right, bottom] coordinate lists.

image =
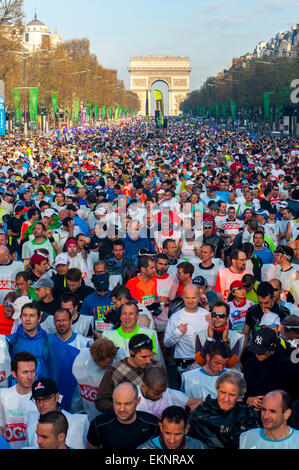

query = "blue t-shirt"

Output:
[[80, 291, 113, 333], [253, 247, 274, 264], [240, 427, 299, 449], [124, 237, 155, 266], [0, 435, 10, 449]]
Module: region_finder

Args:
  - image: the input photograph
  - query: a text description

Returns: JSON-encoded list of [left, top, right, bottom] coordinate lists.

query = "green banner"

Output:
[[29, 88, 38, 125], [215, 102, 219, 119], [86, 101, 91, 117], [94, 104, 99, 120], [114, 105, 120, 121], [73, 97, 80, 122], [230, 100, 236, 120], [108, 106, 113, 118], [102, 105, 107, 119], [51, 92, 58, 118], [263, 92, 270, 122], [12, 88, 21, 124], [222, 103, 226, 118]]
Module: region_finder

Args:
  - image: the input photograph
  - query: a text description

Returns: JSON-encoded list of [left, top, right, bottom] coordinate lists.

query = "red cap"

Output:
[[65, 238, 78, 249], [30, 253, 48, 267], [230, 280, 245, 291]]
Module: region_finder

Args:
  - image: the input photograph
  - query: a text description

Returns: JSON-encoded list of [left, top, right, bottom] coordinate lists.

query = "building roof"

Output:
[[26, 13, 47, 27]]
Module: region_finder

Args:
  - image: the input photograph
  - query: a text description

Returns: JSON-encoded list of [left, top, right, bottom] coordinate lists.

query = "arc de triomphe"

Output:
[[128, 55, 191, 116]]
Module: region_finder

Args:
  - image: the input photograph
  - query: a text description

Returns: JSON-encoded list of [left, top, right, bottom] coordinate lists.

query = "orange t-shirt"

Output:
[[126, 276, 157, 306]]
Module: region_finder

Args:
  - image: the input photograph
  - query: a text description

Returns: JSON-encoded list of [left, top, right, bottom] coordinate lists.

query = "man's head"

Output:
[[0, 245, 11, 265], [274, 245, 294, 265], [54, 309, 72, 337], [54, 253, 70, 276], [33, 222, 46, 240], [281, 315, 299, 341], [60, 292, 79, 317], [36, 411, 69, 449], [141, 366, 168, 401], [215, 371, 246, 412], [110, 285, 132, 309], [155, 253, 169, 277], [20, 302, 42, 335], [66, 268, 82, 292], [177, 261, 194, 284], [247, 326, 278, 361], [158, 406, 190, 450], [128, 333, 154, 369], [162, 239, 178, 260], [120, 301, 139, 331], [3, 291, 19, 319], [29, 253, 50, 276], [11, 351, 37, 390], [261, 390, 292, 433], [210, 300, 230, 330], [31, 377, 59, 415], [182, 284, 200, 312], [253, 230, 265, 249], [112, 382, 140, 425], [32, 277, 54, 301], [92, 274, 109, 296], [197, 243, 215, 263], [230, 249, 247, 273], [112, 240, 125, 261], [65, 238, 78, 258], [257, 282, 275, 314], [205, 340, 230, 375], [90, 338, 118, 369], [138, 256, 156, 279]]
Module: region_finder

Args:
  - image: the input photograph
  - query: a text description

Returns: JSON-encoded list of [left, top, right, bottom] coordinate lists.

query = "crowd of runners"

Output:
[[0, 117, 297, 449]]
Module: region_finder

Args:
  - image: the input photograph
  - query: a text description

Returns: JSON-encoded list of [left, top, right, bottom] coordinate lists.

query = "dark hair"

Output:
[[177, 261, 194, 276], [253, 230, 265, 238], [112, 239, 125, 249], [38, 411, 69, 438], [138, 255, 154, 271], [161, 406, 189, 427], [11, 351, 37, 373], [16, 271, 31, 283], [162, 238, 176, 250], [231, 249, 246, 261], [110, 285, 132, 301], [206, 340, 231, 359], [54, 308, 72, 320], [200, 243, 215, 254], [21, 301, 41, 318], [257, 281, 274, 299], [66, 268, 82, 282], [60, 292, 80, 307], [156, 253, 169, 262], [143, 367, 168, 389], [211, 300, 229, 317]]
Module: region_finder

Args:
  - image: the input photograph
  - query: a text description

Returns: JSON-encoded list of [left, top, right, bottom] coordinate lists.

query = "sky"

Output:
[[23, 0, 298, 92]]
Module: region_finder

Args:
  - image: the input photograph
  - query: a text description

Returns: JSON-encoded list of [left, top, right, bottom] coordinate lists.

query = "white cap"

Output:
[[12, 296, 32, 320], [42, 209, 55, 218], [259, 312, 281, 327], [54, 253, 69, 266], [95, 207, 107, 216]]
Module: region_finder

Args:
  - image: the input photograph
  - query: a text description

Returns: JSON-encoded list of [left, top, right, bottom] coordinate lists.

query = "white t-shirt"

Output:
[[181, 367, 228, 400], [240, 427, 299, 449], [0, 386, 36, 449], [136, 386, 188, 416], [164, 308, 209, 359]]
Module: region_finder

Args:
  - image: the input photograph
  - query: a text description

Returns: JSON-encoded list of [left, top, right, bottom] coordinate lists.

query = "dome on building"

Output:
[[23, 13, 51, 52], [26, 13, 49, 30]]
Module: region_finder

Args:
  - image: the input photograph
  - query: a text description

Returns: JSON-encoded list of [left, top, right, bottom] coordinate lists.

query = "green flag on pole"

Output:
[[94, 104, 99, 120], [51, 92, 58, 119], [263, 92, 270, 122], [86, 101, 91, 117], [102, 105, 107, 119], [73, 97, 80, 122], [215, 102, 219, 119], [29, 88, 38, 125], [222, 103, 226, 118], [114, 105, 120, 121], [108, 106, 113, 118], [12, 88, 21, 124], [230, 100, 236, 120]]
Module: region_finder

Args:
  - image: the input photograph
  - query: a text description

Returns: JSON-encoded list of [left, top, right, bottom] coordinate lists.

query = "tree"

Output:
[[0, 0, 24, 25]]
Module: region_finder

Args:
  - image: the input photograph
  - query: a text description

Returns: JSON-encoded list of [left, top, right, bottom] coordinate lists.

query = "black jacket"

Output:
[[105, 256, 136, 285], [188, 395, 261, 449]]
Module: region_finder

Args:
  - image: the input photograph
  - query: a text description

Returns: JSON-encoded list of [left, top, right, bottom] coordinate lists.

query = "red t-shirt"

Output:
[[0, 305, 14, 336]]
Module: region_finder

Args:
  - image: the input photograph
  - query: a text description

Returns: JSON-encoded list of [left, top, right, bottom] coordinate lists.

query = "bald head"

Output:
[[112, 382, 140, 424], [0, 246, 10, 265], [183, 284, 199, 298], [182, 284, 200, 312]]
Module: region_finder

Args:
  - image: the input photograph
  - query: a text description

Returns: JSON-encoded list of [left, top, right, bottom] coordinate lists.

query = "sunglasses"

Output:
[[211, 312, 227, 319]]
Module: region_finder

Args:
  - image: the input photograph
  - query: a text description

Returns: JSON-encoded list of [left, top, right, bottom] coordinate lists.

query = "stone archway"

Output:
[[128, 55, 191, 116], [150, 80, 169, 116]]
